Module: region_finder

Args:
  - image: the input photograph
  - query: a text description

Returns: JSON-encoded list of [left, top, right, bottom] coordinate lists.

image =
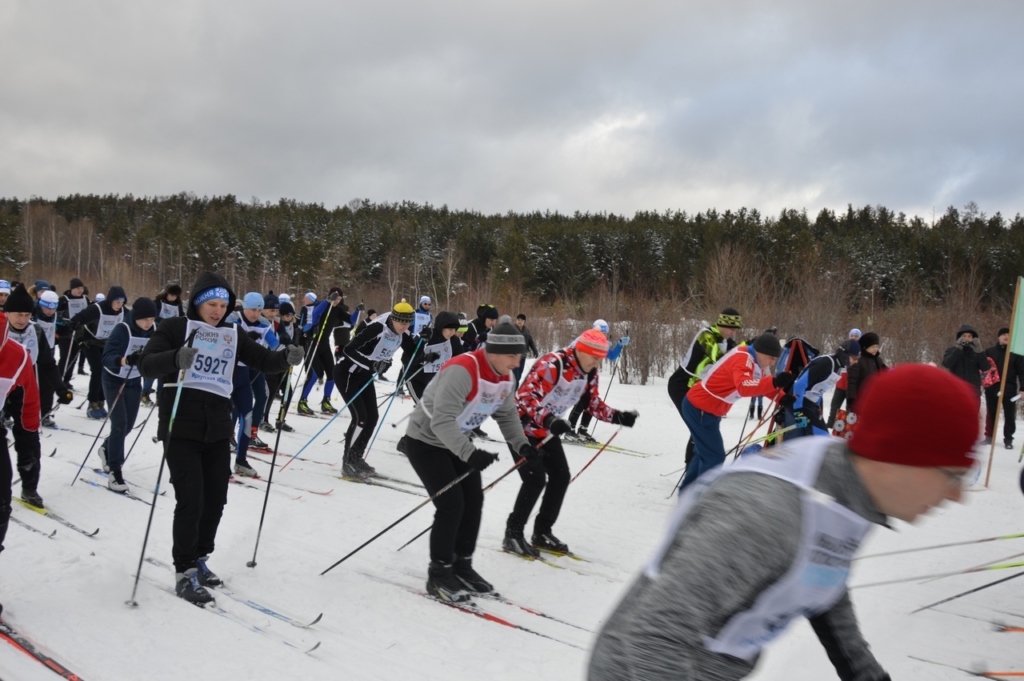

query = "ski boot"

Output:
[[469, 426, 489, 441], [320, 399, 338, 415], [296, 399, 314, 416], [576, 427, 596, 444], [108, 467, 129, 493], [259, 421, 276, 434], [249, 433, 271, 452], [276, 420, 295, 433], [426, 561, 471, 603], [352, 453, 376, 477], [502, 521, 540, 558], [532, 530, 570, 555], [234, 459, 259, 478], [141, 391, 154, 407], [175, 568, 214, 606], [195, 556, 223, 588], [40, 414, 56, 429], [20, 488, 44, 509], [982, 436, 993, 446], [99, 441, 110, 473], [1006, 439, 1015, 450], [87, 401, 107, 419], [453, 555, 494, 594]]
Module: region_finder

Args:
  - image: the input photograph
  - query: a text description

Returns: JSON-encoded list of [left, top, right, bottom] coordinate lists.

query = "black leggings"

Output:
[[508, 436, 571, 534], [405, 436, 483, 562], [568, 391, 593, 430], [166, 438, 231, 573], [334, 363, 378, 457], [85, 343, 105, 402]]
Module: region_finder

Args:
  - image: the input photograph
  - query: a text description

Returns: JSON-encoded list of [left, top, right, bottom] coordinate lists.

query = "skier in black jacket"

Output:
[[57, 278, 89, 384], [942, 324, 988, 394], [69, 286, 128, 419], [984, 327, 1024, 448], [138, 271, 302, 605], [406, 311, 462, 399]]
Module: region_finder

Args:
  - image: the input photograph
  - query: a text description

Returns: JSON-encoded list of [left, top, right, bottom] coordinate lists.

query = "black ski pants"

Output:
[[0, 432, 12, 554], [405, 436, 483, 563], [568, 392, 593, 431], [508, 435, 571, 535], [166, 437, 231, 574], [263, 371, 285, 424], [57, 335, 75, 383], [302, 332, 334, 400], [335, 363, 377, 457], [985, 387, 1017, 443], [84, 343, 105, 403]]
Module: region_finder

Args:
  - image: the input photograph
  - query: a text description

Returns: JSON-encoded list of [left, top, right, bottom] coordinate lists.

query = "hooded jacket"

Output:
[[942, 324, 988, 391], [137, 272, 291, 442], [846, 350, 887, 411], [69, 286, 127, 346], [0, 312, 42, 464], [407, 311, 461, 392]]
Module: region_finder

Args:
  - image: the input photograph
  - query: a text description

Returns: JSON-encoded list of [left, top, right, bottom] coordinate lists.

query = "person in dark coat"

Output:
[[137, 271, 303, 605], [512, 314, 540, 385], [942, 324, 988, 394], [845, 332, 887, 413], [69, 285, 128, 418], [984, 327, 1024, 448]]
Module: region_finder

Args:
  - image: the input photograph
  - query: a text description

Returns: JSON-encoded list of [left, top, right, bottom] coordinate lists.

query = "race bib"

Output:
[[181, 321, 236, 398]]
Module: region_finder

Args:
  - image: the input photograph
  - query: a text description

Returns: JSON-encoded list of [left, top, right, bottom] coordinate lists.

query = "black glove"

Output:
[[772, 372, 794, 390], [468, 449, 498, 471], [779, 393, 796, 408], [285, 345, 304, 366], [421, 351, 440, 363], [356, 302, 365, 312], [176, 346, 198, 370], [517, 443, 543, 461], [56, 388, 73, 405], [373, 359, 392, 375], [542, 414, 572, 436], [611, 409, 638, 427], [124, 351, 142, 367], [247, 331, 261, 341], [328, 291, 340, 302]]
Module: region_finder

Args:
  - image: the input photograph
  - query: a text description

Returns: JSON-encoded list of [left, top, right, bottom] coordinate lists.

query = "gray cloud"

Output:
[[1, 0, 1022, 219]]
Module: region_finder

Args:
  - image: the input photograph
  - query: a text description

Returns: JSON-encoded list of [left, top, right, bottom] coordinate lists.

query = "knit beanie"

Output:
[[390, 300, 415, 324], [263, 292, 280, 310], [593, 319, 609, 334], [419, 295, 431, 306], [848, 364, 978, 468], [849, 328, 862, 339], [0, 281, 10, 295], [279, 293, 292, 304], [3, 284, 35, 313], [859, 332, 880, 349], [70, 277, 85, 290], [840, 339, 862, 357], [717, 308, 742, 329], [95, 293, 106, 302], [34, 280, 51, 292], [279, 302, 295, 316], [132, 297, 157, 319], [485, 315, 527, 355], [39, 291, 60, 310], [575, 329, 609, 358], [752, 332, 782, 358], [243, 292, 264, 310], [998, 327, 1010, 337]]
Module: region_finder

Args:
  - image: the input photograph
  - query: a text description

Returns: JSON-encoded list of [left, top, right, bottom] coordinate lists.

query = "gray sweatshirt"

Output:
[[405, 356, 531, 461], [587, 441, 889, 681]]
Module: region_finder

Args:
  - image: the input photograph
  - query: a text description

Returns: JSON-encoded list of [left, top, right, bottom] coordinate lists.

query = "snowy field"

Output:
[[0, 361, 1021, 680]]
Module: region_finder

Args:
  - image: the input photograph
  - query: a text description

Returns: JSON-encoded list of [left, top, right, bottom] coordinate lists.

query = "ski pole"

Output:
[[122, 397, 159, 466], [363, 338, 423, 460], [918, 549, 1024, 585], [127, 329, 197, 607], [726, 405, 781, 459], [377, 364, 427, 408], [570, 427, 622, 484], [856, 531, 1024, 560], [76, 397, 88, 410], [247, 364, 294, 569], [853, 559, 1024, 590], [910, 569, 1024, 614], [591, 327, 626, 438], [70, 365, 135, 486], [288, 308, 332, 414], [397, 434, 555, 552], [278, 371, 379, 472]]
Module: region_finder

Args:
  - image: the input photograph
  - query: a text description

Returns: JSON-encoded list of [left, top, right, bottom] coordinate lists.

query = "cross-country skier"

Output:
[[845, 332, 885, 413], [462, 304, 498, 351], [137, 272, 302, 605], [413, 296, 433, 336], [7, 285, 71, 433], [778, 340, 860, 440], [984, 327, 1024, 448], [403, 316, 535, 603], [512, 314, 540, 385], [298, 291, 317, 339], [827, 328, 862, 428], [678, 333, 792, 491], [334, 301, 414, 478], [296, 287, 345, 416], [99, 297, 156, 492], [56, 278, 89, 385], [588, 363, 976, 681], [265, 300, 299, 433], [507, 328, 639, 557], [69, 286, 128, 419], [32, 290, 71, 428], [567, 319, 629, 443], [0, 280, 9, 307], [155, 283, 184, 322], [406, 311, 462, 400]]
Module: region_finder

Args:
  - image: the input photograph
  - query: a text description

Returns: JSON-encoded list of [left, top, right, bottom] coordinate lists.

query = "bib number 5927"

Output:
[[194, 353, 228, 376]]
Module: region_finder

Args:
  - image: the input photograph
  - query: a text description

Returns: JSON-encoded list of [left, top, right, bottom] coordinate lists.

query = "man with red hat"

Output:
[[505, 328, 639, 557], [589, 363, 977, 681]]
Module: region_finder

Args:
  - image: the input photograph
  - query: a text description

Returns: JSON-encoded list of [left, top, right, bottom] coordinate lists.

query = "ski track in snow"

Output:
[[1, 360, 1021, 680]]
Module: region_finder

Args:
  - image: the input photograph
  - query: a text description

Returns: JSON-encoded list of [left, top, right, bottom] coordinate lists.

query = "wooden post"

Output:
[[985, 277, 1022, 487]]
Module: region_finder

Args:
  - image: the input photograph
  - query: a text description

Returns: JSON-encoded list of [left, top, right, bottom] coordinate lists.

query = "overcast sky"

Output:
[[2, 1, 1021, 219]]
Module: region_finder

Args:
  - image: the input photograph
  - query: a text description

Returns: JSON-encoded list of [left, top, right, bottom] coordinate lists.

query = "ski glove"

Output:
[[779, 393, 796, 408], [619, 336, 630, 347], [373, 359, 392, 375], [421, 351, 440, 363], [517, 443, 543, 461], [124, 351, 142, 367], [772, 372, 795, 390], [356, 303, 365, 312], [56, 387, 73, 405], [542, 414, 573, 436], [247, 331, 262, 341], [612, 409, 638, 427], [285, 345, 304, 366], [176, 346, 198, 370], [468, 449, 498, 471], [328, 291, 340, 302]]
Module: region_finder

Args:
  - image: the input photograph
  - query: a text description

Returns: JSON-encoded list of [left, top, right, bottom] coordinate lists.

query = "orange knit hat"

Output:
[[575, 329, 609, 358]]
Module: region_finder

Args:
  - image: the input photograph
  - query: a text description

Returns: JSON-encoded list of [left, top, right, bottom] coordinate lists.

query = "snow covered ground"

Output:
[[0, 362, 1021, 680]]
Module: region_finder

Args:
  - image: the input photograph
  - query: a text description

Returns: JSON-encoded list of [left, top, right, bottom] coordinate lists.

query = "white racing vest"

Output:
[[450, 353, 516, 432], [35, 316, 57, 348], [363, 314, 403, 362], [66, 297, 88, 318], [413, 310, 432, 336], [537, 355, 588, 418], [235, 317, 273, 368], [159, 301, 180, 319], [8, 325, 40, 364], [422, 339, 452, 374], [181, 320, 237, 398], [88, 304, 124, 341], [111, 323, 150, 379], [803, 359, 841, 406], [645, 438, 871, 662]]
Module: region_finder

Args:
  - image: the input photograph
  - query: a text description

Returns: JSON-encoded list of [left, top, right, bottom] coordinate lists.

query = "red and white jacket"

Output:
[[517, 347, 617, 439], [0, 313, 41, 432], [686, 345, 778, 417]]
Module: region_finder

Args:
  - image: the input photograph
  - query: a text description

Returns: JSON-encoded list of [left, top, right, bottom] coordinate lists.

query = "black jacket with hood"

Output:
[[138, 272, 291, 443], [407, 311, 461, 392], [70, 286, 127, 346], [942, 324, 988, 391]]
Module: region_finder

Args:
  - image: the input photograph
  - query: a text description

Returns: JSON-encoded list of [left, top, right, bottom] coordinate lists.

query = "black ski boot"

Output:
[[348, 448, 376, 477], [342, 452, 368, 479], [175, 568, 215, 606], [454, 555, 494, 594], [426, 561, 471, 603], [20, 488, 44, 509], [532, 530, 570, 554], [108, 467, 128, 493], [276, 420, 295, 433], [196, 556, 223, 587], [502, 521, 540, 558], [577, 427, 596, 444]]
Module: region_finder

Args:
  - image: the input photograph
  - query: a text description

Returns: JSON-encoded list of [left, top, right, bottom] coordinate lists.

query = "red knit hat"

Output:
[[848, 364, 978, 468], [575, 329, 609, 358]]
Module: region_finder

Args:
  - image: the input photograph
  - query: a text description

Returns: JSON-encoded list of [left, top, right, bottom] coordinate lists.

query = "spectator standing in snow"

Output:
[[983, 327, 1024, 448], [942, 324, 988, 395], [845, 332, 886, 413]]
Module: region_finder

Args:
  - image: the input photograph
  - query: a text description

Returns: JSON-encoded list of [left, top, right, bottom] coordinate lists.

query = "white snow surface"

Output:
[[1, 364, 1021, 680]]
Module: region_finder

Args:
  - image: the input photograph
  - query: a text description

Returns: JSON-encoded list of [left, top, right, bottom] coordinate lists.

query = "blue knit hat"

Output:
[[263, 292, 280, 310], [243, 292, 264, 310]]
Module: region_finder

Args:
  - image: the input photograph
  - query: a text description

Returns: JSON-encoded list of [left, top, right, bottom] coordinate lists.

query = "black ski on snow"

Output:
[[359, 572, 586, 650], [229, 476, 303, 500], [9, 516, 56, 539], [369, 472, 425, 489], [145, 558, 323, 629], [229, 472, 333, 497], [339, 476, 426, 497], [0, 618, 85, 680], [14, 499, 99, 537]]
